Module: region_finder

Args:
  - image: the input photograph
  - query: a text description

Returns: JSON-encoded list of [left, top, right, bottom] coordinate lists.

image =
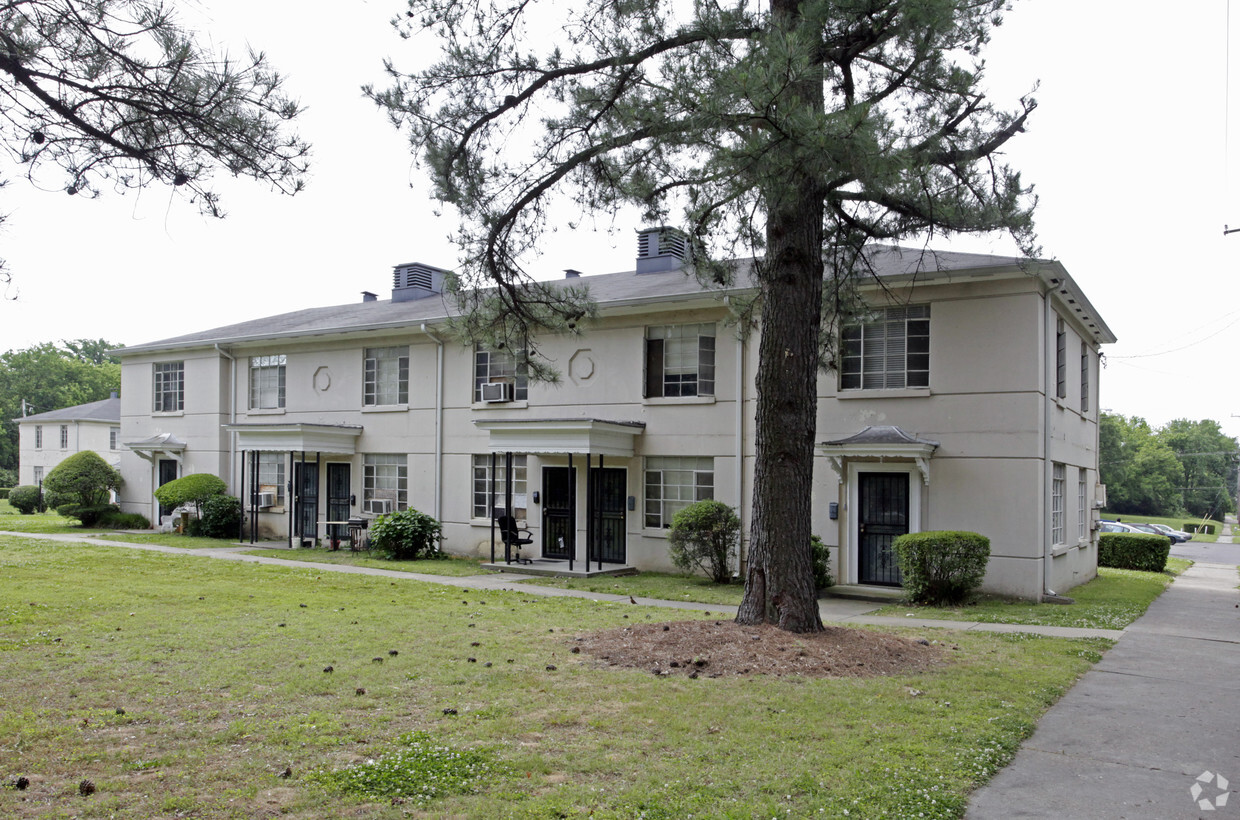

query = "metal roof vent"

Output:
[[635, 227, 690, 274], [392, 262, 448, 302], [361, 291, 377, 303]]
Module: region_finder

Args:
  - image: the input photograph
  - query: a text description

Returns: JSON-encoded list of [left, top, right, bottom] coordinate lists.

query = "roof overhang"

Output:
[[474, 418, 645, 457], [124, 432, 187, 463], [222, 423, 363, 454], [819, 425, 940, 484]]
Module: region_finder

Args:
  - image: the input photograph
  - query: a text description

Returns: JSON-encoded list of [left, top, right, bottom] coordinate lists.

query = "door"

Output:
[[157, 459, 178, 520], [293, 462, 319, 542], [542, 466, 576, 559], [326, 463, 351, 542], [858, 471, 909, 586], [591, 467, 627, 564]]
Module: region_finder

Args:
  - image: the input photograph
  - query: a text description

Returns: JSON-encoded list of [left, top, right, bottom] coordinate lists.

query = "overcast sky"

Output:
[[3, 1, 1238, 438]]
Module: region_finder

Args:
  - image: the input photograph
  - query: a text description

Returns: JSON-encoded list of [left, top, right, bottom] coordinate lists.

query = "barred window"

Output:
[[364, 346, 409, 406], [363, 454, 407, 514], [249, 354, 286, 410], [645, 324, 715, 398], [1051, 462, 1065, 545], [153, 362, 184, 412], [645, 456, 714, 529], [841, 306, 930, 390], [472, 454, 527, 519]]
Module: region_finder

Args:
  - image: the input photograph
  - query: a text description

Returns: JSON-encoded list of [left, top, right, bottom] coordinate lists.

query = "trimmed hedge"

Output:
[[9, 485, 43, 514], [370, 508, 444, 560], [893, 530, 990, 606], [0, 487, 10, 500], [1098, 532, 1170, 572], [98, 511, 151, 530], [1184, 522, 1216, 535], [668, 500, 741, 583]]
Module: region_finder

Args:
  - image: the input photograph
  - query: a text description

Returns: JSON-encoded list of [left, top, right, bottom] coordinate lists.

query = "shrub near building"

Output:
[[893, 531, 990, 606], [1098, 532, 1170, 573], [43, 450, 122, 526]]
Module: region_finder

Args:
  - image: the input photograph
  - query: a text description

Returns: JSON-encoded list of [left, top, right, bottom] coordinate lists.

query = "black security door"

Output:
[[293, 461, 319, 542], [326, 463, 351, 542], [542, 466, 576, 559], [157, 459, 178, 520], [858, 472, 909, 586], [591, 467, 627, 564]]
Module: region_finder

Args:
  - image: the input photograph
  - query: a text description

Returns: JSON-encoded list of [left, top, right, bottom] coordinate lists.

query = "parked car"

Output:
[[1099, 520, 1139, 533], [1146, 523, 1192, 543]]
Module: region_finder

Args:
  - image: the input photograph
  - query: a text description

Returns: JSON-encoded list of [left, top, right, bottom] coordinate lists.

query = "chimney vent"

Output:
[[361, 291, 378, 303], [564, 269, 581, 279], [635, 227, 690, 274], [392, 262, 448, 302]]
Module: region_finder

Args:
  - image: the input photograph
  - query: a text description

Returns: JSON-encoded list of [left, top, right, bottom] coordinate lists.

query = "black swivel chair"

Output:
[[494, 513, 534, 564]]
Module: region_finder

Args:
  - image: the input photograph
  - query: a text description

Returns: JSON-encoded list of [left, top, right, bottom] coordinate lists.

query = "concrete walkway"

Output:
[[2, 530, 1124, 639], [967, 559, 1240, 819]]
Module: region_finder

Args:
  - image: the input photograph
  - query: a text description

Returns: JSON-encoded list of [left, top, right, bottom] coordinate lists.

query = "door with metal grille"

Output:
[[541, 466, 575, 559], [591, 468, 627, 564], [294, 462, 319, 543], [326, 463, 351, 542], [857, 472, 909, 586]]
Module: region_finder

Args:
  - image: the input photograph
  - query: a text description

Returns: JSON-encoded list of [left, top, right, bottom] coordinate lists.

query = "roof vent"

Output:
[[361, 291, 378, 303], [635, 227, 690, 274], [392, 262, 448, 302], [564, 269, 581, 279]]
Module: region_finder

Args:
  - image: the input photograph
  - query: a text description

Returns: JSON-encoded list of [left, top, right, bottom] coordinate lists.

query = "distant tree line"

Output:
[[0, 340, 121, 485], [1100, 413, 1239, 520]]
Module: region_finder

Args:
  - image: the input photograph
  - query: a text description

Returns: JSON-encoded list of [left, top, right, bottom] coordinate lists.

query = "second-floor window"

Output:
[[35, 425, 42, 449], [364, 346, 409, 406], [1055, 317, 1067, 399], [1080, 341, 1089, 413], [249, 355, 286, 410], [841, 305, 930, 390], [153, 361, 184, 412], [59, 425, 68, 449], [110, 427, 119, 450], [475, 347, 528, 402], [645, 323, 715, 398]]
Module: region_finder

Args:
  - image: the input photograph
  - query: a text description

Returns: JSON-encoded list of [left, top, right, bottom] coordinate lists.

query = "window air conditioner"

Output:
[[369, 498, 394, 515], [481, 381, 513, 403], [256, 491, 276, 509], [1094, 483, 1107, 509]]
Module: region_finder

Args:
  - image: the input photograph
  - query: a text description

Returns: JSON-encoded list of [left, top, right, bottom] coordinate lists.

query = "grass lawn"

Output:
[[0, 534, 1110, 819], [522, 570, 746, 607], [243, 547, 491, 577], [872, 558, 1192, 630]]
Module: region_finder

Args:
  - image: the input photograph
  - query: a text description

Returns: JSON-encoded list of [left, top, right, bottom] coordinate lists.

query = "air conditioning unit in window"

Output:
[[481, 381, 513, 403], [255, 492, 276, 509], [368, 498, 394, 515]]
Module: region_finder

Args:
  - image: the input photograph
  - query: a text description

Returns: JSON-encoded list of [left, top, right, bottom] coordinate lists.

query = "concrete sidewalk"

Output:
[[967, 560, 1240, 819]]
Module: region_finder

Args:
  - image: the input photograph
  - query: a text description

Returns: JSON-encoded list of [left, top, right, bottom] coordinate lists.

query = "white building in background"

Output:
[[113, 230, 1115, 600], [14, 394, 122, 486]]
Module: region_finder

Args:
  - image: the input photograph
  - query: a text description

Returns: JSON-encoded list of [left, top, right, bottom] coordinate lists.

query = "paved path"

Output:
[[967, 560, 1240, 819], [2, 531, 1123, 639]]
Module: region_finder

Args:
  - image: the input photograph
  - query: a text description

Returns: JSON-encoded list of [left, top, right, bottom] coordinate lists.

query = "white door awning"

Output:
[[223, 423, 363, 454], [474, 418, 645, 457], [819, 425, 939, 484]]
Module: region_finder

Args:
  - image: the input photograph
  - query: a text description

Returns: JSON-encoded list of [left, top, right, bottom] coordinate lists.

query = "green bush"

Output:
[[57, 503, 119, 527], [44, 451, 121, 510], [0, 467, 17, 488], [197, 495, 243, 539], [9, 485, 43, 514], [153, 473, 227, 518], [1098, 532, 1170, 572], [893, 530, 990, 606], [369, 508, 443, 560], [1183, 522, 1216, 535], [97, 510, 151, 529], [810, 534, 834, 590], [667, 500, 740, 583], [0, 487, 10, 500]]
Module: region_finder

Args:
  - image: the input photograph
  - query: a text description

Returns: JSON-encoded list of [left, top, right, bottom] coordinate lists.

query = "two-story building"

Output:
[[14, 393, 122, 487], [114, 231, 1114, 600]]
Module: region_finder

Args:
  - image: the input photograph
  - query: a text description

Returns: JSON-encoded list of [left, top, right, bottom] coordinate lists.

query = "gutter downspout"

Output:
[[420, 323, 445, 521], [215, 345, 236, 495]]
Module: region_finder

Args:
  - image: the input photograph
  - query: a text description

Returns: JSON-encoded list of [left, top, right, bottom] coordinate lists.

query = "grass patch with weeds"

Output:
[[522, 570, 744, 606], [0, 534, 1115, 819], [873, 560, 1191, 630], [243, 547, 490, 576], [308, 730, 501, 801]]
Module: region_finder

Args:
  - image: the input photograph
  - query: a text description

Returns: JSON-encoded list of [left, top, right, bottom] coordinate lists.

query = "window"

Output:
[[645, 324, 715, 398], [33, 466, 42, 484], [841, 305, 930, 390], [364, 346, 409, 406], [474, 347, 528, 402], [363, 454, 407, 514], [59, 425, 68, 449], [110, 427, 119, 451], [473, 454, 527, 519], [1080, 341, 1089, 413], [1055, 318, 1067, 399], [249, 354, 286, 410], [1078, 468, 1087, 540], [153, 361, 184, 412], [644, 456, 714, 528], [1051, 462, 1065, 545], [259, 453, 286, 505], [34, 425, 42, 449]]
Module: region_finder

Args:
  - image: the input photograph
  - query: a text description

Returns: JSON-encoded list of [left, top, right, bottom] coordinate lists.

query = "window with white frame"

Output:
[[110, 427, 119, 450], [153, 361, 184, 412], [34, 425, 42, 449], [474, 347, 528, 402], [1080, 341, 1089, 413], [249, 354, 286, 410], [472, 454, 527, 520], [645, 456, 714, 529], [841, 305, 930, 389], [1051, 462, 1065, 545], [363, 454, 407, 514], [1078, 467, 1087, 540], [1055, 318, 1067, 400], [59, 425, 68, 449], [645, 324, 715, 398], [259, 453, 286, 505], [364, 346, 409, 406], [33, 466, 42, 484]]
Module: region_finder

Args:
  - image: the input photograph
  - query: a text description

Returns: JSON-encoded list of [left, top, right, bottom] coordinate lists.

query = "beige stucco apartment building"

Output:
[[114, 234, 1114, 600], [14, 394, 122, 487]]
